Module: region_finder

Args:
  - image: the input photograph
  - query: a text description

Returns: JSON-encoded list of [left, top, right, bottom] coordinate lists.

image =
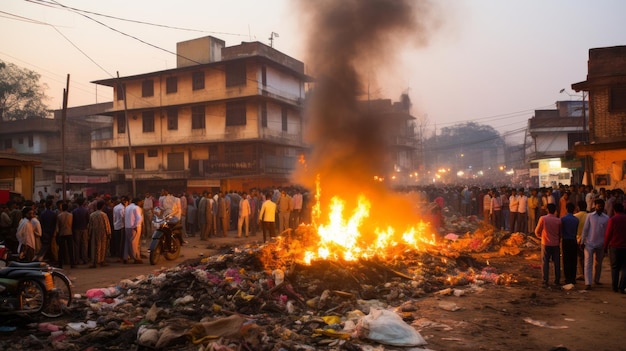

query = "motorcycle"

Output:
[[148, 207, 184, 265], [0, 263, 54, 316], [1, 243, 73, 318]]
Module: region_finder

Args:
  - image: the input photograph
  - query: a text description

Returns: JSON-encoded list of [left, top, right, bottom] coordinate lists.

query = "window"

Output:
[[135, 153, 145, 169], [167, 108, 178, 130], [225, 61, 246, 87], [261, 66, 267, 86], [226, 102, 246, 126], [18, 137, 23, 144], [142, 111, 155, 133], [116, 83, 126, 101], [117, 113, 126, 134], [4, 139, 12, 149], [192, 71, 205, 90], [28, 135, 33, 147], [192, 106, 205, 129], [148, 149, 158, 157], [261, 102, 268, 127], [281, 106, 288, 131], [209, 145, 218, 161], [610, 86, 626, 112], [142, 79, 154, 97], [123, 153, 130, 169], [167, 152, 185, 171], [166, 76, 177, 94]]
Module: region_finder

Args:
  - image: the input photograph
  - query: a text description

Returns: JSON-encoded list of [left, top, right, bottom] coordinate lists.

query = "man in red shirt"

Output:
[[604, 203, 626, 294], [535, 203, 562, 288]]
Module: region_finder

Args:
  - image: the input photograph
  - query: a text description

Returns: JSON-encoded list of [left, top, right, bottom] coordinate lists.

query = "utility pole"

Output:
[[118, 72, 136, 196], [61, 74, 69, 201]]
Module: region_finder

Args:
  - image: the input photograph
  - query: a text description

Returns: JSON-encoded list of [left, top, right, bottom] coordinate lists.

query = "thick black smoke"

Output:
[[294, 0, 436, 209]]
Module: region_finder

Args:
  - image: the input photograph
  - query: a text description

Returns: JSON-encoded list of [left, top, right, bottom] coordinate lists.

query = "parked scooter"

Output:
[[148, 207, 184, 265], [0, 264, 54, 316]]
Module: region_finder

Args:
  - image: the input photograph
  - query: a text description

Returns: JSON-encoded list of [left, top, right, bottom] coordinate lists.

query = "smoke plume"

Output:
[[293, 0, 438, 218]]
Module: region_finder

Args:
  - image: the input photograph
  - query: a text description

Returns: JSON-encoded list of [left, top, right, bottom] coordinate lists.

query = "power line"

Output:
[[435, 103, 555, 128], [24, 0, 291, 94], [26, 0, 248, 37]]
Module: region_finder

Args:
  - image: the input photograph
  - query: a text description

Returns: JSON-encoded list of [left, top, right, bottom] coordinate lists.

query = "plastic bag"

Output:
[[355, 308, 427, 346]]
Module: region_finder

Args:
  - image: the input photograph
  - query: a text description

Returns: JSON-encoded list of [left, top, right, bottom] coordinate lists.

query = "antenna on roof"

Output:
[[269, 32, 279, 48]]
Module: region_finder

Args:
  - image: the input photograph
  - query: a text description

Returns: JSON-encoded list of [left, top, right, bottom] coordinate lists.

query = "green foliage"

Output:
[[0, 60, 50, 122]]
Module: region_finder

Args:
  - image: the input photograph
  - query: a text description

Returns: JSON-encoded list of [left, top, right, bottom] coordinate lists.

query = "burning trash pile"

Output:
[[0, 207, 539, 351]]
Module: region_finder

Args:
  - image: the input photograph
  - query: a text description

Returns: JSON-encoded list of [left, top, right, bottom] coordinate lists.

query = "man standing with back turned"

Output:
[[535, 203, 562, 288], [604, 203, 626, 294]]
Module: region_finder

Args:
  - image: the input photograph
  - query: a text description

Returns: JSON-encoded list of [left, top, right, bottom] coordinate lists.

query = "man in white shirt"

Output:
[[291, 189, 303, 229], [123, 197, 143, 264], [508, 189, 519, 233], [160, 189, 181, 224], [142, 192, 154, 239], [581, 199, 610, 289], [237, 192, 251, 238], [112, 196, 127, 260], [517, 188, 528, 233]]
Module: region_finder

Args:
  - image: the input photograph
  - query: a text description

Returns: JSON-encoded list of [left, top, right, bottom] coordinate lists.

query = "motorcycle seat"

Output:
[[7, 261, 47, 268]]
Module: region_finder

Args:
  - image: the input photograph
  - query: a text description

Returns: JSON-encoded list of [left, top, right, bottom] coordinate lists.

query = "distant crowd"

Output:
[[0, 186, 311, 268], [2, 183, 625, 294], [410, 183, 626, 293]]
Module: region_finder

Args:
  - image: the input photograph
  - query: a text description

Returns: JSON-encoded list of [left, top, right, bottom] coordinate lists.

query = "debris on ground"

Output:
[[0, 217, 545, 350]]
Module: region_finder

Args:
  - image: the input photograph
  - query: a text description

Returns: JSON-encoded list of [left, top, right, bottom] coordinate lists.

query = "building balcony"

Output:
[[389, 136, 419, 149]]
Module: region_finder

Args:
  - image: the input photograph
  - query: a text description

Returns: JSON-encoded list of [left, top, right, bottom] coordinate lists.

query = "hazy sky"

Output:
[[2, 0, 625, 143]]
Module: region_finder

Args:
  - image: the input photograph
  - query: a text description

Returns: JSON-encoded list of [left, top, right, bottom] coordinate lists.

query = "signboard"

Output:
[[561, 159, 582, 169], [187, 179, 221, 187], [55, 175, 110, 184]]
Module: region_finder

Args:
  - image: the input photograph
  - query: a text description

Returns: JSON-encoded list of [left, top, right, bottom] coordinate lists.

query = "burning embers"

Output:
[[291, 178, 437, 265]]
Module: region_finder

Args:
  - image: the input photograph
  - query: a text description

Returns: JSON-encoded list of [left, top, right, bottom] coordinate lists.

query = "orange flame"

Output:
[[301, 176, 437, 264]]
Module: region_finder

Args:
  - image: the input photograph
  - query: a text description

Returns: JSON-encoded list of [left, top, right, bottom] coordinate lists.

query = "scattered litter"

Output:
[[355, 308, 427, 346], [523, 317, 568, 329], [438, 301, 461, 311]]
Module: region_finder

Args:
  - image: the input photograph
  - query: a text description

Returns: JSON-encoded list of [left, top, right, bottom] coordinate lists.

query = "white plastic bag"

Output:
[[356, 308, 427, 346]]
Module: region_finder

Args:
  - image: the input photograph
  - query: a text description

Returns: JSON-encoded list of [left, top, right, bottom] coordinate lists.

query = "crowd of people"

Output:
[[424, 183, 626, 294], [0, 186, 310, 268], [1, 182, 625, 294]]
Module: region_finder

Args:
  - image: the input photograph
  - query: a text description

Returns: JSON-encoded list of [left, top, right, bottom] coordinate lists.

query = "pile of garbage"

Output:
[[0, 224, 539, 351]]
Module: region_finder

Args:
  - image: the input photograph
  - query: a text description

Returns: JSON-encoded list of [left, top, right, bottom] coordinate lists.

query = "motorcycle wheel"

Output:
[[41, 271, 73, 318], [149, 242, 162, 265], [19, 279, 47, 314], [163, 237, 181, 261]]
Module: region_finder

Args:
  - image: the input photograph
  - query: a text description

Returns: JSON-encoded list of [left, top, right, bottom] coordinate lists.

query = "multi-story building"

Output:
[[0, 102, 112, 200], [357, 96, 422, 186], [525, 100, 588, 187], [573, 45, 626, 190], [91, 36, 311, 195]]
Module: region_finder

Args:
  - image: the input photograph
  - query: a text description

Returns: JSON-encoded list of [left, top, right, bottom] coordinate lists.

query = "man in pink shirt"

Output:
[[535, 203, 562, 288]]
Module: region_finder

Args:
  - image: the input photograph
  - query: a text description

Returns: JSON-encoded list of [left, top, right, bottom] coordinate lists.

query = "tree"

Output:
[[0, 60, 50, 122]]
